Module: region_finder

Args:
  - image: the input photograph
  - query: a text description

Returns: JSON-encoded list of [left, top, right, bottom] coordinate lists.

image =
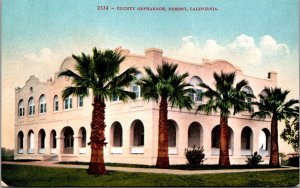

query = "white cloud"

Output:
[[176, 34, 290, 67], [24, 48, 60, 65]]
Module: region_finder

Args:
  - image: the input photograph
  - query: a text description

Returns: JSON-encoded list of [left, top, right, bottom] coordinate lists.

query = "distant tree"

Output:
[[252, 87, 299, 167], [59, 48, 137, 175], [139, 61, 194, 168], [280, 106, 299, 152], [197, 71, 253, 167]]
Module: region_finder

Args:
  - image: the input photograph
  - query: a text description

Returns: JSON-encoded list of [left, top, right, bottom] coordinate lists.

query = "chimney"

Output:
[[145, 48, 163, 65], [268, 71, 277, 83]]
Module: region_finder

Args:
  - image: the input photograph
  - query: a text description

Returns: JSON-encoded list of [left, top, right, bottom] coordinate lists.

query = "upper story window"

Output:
[[78, 95, 83, 107], [131, 72, 143, 99], [54, 95, 59, 112], [18, 100, 25, 117], [28, 97, 35, 116], [39, 94, 47, 114], [111, 94, 119, 102], [260, 89, 268, 104], [189, 76, 203, 102], [64, 96, 72, 110], [131, 85, 141, 98], [242, 86, 254, 103]]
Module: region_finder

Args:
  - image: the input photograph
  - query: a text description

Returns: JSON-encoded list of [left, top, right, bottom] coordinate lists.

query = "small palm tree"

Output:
[[139, 61, 194, 168], [59, 47, 137, 175], [197, 71, 253, 167], [252, 87, 299, 167]]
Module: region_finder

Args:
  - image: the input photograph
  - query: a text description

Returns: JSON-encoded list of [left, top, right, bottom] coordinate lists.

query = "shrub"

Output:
[[246, 151, 263, 167], [287, 155, 299, 167], [185, 146, 206, 167], [1, 148, 14, 161]]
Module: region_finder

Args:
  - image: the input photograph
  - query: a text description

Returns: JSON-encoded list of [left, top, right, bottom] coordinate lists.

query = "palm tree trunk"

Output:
[[156, 96, 170, 168], [219, 115, 230, 167], [269, 115, 280, 167], [87, 98, 107, 175]]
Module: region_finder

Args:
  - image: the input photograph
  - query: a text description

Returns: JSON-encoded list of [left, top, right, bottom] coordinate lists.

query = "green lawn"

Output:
[[2, 164, 299, 187]]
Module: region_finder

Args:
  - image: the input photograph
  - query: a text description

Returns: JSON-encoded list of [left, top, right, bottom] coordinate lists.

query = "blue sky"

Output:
[[3, 0, 299, 56], [1, 0, 299, 148]]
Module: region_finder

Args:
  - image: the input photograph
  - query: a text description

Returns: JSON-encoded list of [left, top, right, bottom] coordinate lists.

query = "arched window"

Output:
[[189, 76, 203, 102], [54, 95, 59, 112], [64, 96, 72, 110], [260, 89, 268, 104], [131, 72, 143, 99], [242, 86, 254, 103], [18, 100, 25, 117], [28, 97, 35, 115], [39, 95, 47, 113]]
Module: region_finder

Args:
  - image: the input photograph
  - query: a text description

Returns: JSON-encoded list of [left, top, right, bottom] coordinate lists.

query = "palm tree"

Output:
[[139, 61, 194, 168], [197, 71, 253, 167], [59, 47, 137, 175], [252, 87, 299, 167]]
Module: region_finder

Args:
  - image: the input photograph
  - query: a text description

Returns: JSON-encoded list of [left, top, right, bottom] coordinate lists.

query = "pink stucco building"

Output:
[[14, 48, 277, 165]]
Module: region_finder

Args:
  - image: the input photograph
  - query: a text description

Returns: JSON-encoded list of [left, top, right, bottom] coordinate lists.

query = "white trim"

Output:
[[130, 146, 144, 154], [168, 147, 178, 155], [111, 147, 123, 154]]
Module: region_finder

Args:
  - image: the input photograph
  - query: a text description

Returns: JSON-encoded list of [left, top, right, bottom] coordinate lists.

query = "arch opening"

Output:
[[50, 130, 57, 154], [211, 125, 234, 156], [241, 126, 253, 155], [79, 127, 87, 154], [259, 128, 271, 157], [188, 122, 203, 148], [168, 119, 179, 155], [27, 130, 34, 154], [38, 129, 46, 154], [17, 131, 24, 154], [61, 127, 74, 154], [130, 120, 144, 154]]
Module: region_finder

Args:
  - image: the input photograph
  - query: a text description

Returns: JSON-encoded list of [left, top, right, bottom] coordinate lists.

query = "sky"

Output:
[[1, 0, 299, 149]]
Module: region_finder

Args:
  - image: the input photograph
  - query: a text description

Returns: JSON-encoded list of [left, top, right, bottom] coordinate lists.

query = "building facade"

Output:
[[14, 48, 277, 165]]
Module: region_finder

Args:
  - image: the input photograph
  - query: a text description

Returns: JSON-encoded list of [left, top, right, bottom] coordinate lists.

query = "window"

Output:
[[28, 97, 35, 115], [39, 95, 47, 114], [18, 100, 25, 117], [53, 95, 59, 112], [78, 95, 83, 107], [242, 86, 254, 103], [260, 90, 268, 104], [64, 96, 72, 110], [195, 89, 203, 102], [131, 72, 143, 99], [131, 85, 141, 98], [189, 76, 203, 102], [111, 94, 119, 102]]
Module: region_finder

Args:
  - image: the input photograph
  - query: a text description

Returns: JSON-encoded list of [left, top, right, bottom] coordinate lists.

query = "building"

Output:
[[14, 47, 277, 165]]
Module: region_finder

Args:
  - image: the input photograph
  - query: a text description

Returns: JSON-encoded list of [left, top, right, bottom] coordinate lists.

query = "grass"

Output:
[[2, 164, 299, 187]]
